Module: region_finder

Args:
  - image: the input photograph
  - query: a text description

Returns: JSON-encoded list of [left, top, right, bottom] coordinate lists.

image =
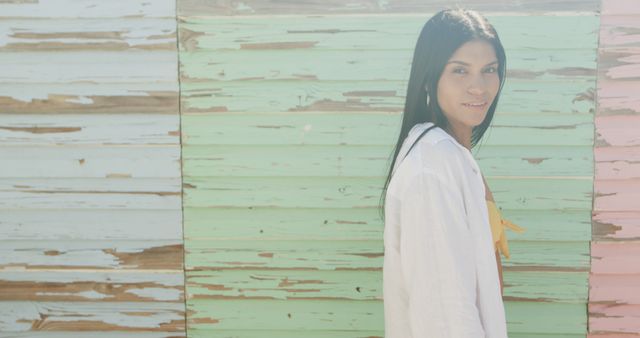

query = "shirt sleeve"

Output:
[[399, 169, 485, 337]]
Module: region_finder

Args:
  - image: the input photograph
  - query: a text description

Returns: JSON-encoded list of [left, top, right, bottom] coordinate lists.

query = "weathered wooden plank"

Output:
[[178, 0, 600, 16], [182, 144, 592, 178], [0, 114, 179, 145], [182, 112, 593, 146], [589, 302, 640, 334], [180, 78, 595, 114], [0, 332, 184, 338], [187, 330, 585, 338], [596, 148, 640, 180], [0, 19, 176, 52], [185, 299, 585, 333], [594, 178, 640, 212], [1, 210, 182, 241], [0, 301, 184, 332], [0, 51, 177, 84], [599, 15, 640, 49], [596, 115, 640, 147], [185, 240, 587, 271], [592, 211, 640, 241], [602, 0, 640, 15], [179, 15, 598, 52], [0, 178, 180, 210], [0, 146, 179, 178], [591, 242, 640, 274], [183, 176, 592, 210], [180, 48, 595, 82], [590, 273, 640, 304], [186, 269, 586, 302], [597, 78, 640, 116], [0, 240, 183, 270], [184, 207, 590, 242], [0, 83, 178, 114], [597, 48, 640, 83], [0, 0, 175, 18], [0, 270, 183, 302]]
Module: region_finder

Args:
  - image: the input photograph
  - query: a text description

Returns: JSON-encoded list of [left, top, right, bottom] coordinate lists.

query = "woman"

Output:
[[380, 8, 524, 337]]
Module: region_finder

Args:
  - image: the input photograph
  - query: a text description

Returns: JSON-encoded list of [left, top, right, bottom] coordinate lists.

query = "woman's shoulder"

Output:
[[390, 122, 475, 196]]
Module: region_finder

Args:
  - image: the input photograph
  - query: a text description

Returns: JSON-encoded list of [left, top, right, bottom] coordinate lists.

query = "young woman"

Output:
[[381, 8, 524, 337]]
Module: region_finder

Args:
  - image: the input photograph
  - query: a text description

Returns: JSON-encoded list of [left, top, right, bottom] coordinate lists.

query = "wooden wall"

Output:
[[178, 1, 598, 337], [3, 0, 632, 337], [0, 0, 185, 337], [589, 0, 640, 336]]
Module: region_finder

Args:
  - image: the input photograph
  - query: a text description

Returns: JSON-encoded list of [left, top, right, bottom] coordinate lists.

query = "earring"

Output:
[[426, 91, 430, 107]]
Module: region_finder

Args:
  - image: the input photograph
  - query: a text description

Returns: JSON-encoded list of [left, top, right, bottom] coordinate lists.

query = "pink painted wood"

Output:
[[590, 0, 640, 335]]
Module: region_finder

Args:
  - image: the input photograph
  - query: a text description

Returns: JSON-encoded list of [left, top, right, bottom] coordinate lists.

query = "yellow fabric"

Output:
[[486, 200, 526, 260]]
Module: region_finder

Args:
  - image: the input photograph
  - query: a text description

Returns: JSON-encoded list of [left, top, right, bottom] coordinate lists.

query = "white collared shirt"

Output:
[[383, 122, 508, 338]]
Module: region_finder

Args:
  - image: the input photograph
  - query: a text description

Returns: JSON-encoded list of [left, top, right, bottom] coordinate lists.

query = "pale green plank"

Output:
[[181, 78, 595, 114], [180, 15, 598, 51], [505, 301, 587, 335], [183, 177, 592, 210], [181, 113, 593, 146], [184, 207, 590, 242], [185, 240, 587, 271], [180, 48, 595, 82], [182, 144, 592, 177], [186, 299, 586, 334], [186, 330, 382, 338], [186, 269, 586, 303]]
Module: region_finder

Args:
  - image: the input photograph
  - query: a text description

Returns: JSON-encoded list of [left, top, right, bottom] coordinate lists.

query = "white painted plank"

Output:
[[0, 114, 179, 146], [0, 240, 183, 270], [0, 301, 184, 332], [0, 270, 183, 302], [0, 19, 176, 51], [0, 51, 177, 84], [0, 178, 180, 210], [1, 209, 182, 240], [0, 0, 175, 18], [0, 332, 184, 338], [0, 82, 177, 106], [0, 146, 179, 178]]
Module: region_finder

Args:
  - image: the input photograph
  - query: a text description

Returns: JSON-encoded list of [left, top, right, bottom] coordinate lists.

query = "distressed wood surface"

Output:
[[178, 0, 600, 16], [590, 0, 640, 335], [0, 114, 179, 145], [0, 0, 175, 18], [184, 207, 590, 242], [0, 0, 184, 336], [182, 113, 593, 146], [181, 9, 597, 336]]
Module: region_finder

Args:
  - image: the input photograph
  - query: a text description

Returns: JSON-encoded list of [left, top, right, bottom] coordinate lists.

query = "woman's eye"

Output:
[[485, 66, 497, 73], [453, 68, 466, 74]]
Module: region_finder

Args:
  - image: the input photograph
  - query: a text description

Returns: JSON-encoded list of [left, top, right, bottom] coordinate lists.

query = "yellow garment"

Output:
[[486, 200, 526, 260]]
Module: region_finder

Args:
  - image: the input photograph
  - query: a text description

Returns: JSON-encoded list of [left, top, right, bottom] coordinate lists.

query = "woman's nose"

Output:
[[467, 75, 487, 95]]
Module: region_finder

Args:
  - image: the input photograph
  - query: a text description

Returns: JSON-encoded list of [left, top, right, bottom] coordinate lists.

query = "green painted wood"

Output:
[[180, 48, 595, 82], [183, 177, 592, 210], [180, 10, 597, 337], [185, 240, 587, 271], [186, 299, 586, 334], [182, 113, 593, 146], [179, 15, 598, 52], [182, 144, 593, 177], [186, 269, 586, 303], [184, 207, 590, 242], [181, 78, 595, 113]]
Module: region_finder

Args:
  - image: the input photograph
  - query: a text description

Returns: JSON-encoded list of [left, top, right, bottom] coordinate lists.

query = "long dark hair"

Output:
[[379, 7, 507, 220]]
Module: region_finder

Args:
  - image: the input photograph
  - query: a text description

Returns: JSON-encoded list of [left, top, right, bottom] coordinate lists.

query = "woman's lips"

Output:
[[462, 102, 487, 109]]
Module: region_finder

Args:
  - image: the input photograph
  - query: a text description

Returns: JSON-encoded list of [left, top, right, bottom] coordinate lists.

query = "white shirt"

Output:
[[383, 122, 508, 338]]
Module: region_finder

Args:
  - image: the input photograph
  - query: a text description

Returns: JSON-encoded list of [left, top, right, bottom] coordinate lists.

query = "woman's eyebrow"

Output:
[[447, 60, 498, 66]]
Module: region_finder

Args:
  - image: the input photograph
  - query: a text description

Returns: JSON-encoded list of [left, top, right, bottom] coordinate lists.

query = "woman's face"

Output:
[[436, 39, 500, 132]]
